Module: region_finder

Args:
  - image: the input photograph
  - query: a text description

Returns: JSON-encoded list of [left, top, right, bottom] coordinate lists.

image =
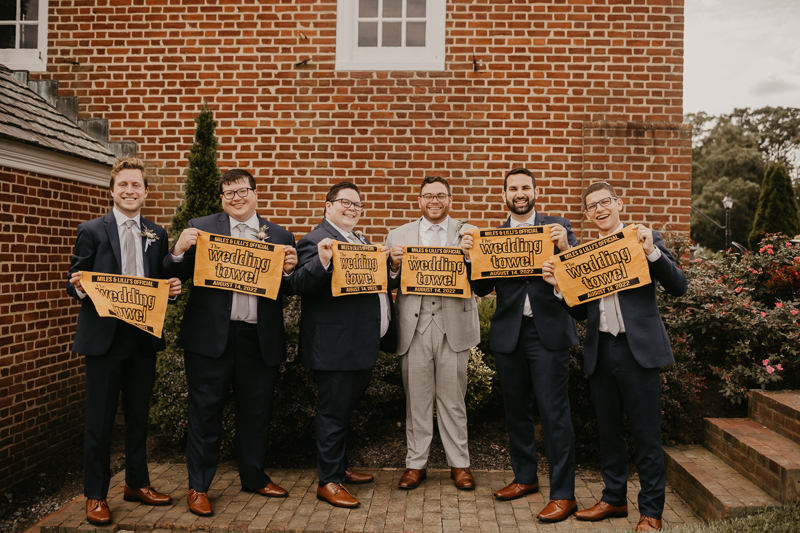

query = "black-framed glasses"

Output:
[[585, 196, 617, 212], [332, 198, 365, 211], [419, 193, 451, 202], [222, 187, 254, 200]]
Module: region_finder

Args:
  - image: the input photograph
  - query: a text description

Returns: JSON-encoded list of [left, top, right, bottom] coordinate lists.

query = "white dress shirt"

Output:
[[509, 211, 538, 317], [418, 216, 450, 247]]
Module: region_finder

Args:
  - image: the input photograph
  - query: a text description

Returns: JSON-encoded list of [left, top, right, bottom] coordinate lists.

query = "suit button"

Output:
[[431, 313, 435, 316], [415, 314, 418, 317]]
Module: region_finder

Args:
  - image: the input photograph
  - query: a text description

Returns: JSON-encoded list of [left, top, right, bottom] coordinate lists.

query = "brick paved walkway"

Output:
[[36, 465, 702, 533]]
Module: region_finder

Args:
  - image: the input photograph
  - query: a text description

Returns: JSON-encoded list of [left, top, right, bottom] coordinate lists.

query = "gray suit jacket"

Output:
[[386, 218, 480, 355]]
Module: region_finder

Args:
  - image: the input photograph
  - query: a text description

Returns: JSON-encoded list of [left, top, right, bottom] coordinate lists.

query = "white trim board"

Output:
[[0, 138, 111, 188]]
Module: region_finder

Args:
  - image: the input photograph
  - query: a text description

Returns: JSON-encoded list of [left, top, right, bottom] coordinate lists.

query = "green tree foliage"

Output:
[[732, 106, 800, 177], [691, 177, 760, 251], [690, 121, 765, 195], [748, 163, 800, 249]]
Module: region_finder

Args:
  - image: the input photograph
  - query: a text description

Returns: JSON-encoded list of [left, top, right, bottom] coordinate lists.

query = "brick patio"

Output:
[[34, 465, 702, 533]]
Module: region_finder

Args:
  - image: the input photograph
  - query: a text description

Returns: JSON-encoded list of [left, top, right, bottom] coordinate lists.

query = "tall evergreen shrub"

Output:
[[748, 162, 800, 249]]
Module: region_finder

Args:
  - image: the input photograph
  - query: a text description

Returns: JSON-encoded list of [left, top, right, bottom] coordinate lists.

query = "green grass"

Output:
[[666, 503, 800, 532]]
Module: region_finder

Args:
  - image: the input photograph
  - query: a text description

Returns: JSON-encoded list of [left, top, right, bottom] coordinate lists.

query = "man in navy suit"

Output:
[[543, 182, 687, 532], [68, 157, 182, 525], [460, 168, 579, 523], [164, 169, 297, 516], [291, 181, 396, 508]]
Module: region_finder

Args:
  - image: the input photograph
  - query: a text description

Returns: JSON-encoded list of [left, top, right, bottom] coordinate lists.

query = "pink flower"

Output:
[[763, 359, 771, 366], [768, 249, 774, 254], [776, 364, 784, 371], [794, 257, 800, 263], [792, 310, 799, 315], [776, 302, 784, 308], [787, 242, 793, 248], [735, 287, 743, 294], [767, 366, 775, 374], [695, 258, 702, 263], [761, 312, 767, 317]]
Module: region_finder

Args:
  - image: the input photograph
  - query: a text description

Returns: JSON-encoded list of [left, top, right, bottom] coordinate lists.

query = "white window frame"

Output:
[[336, 0, 446, 71], [0, 0, 49, 72]]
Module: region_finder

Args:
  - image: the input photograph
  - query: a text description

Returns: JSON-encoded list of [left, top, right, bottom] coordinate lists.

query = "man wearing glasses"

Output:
[[291, 181, 396, 508], [542, 182, 687, 532], [165, 169, 298, 516], [384, 176, 480, 491], [460, 168, 579, 523]]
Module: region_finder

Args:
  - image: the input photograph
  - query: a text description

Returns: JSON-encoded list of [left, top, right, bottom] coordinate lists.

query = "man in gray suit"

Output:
[[386, 176, 480, 490]]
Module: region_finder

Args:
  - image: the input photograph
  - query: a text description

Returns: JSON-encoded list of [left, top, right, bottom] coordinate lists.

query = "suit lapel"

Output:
[[217, 212, 231, 236], [499, 216, 511, 229], [104, 211, 122, 274], [408, 219, 421, 246], [140, 218, 151, 277], [321, 218, 347, 242], [445, 217, 458, 247], [256, 215, 269, 241]]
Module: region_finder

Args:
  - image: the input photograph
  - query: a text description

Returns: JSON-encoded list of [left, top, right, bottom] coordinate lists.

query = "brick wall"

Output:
[[36, 0, 690, 242], [0, 167, 110, 489]]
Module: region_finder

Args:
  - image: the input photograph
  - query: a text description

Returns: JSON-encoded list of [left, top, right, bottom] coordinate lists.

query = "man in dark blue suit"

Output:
[[68, 157, 182, 525], [543, 182, 687, 532], [164, 169, 297, 516], [291, 181, 396, 508], [461, 168, 579, 522]]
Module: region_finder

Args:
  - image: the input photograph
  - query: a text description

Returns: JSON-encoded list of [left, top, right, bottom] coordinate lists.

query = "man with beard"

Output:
[[460, 168, 579, 523]]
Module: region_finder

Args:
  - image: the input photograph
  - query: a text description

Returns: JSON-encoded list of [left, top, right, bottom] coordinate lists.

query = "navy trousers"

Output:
[[591, 332, 665, 519]]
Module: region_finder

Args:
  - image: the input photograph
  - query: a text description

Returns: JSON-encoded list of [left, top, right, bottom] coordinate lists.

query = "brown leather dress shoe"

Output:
[[450, 467, 475, 490], [85, 498, 111, 525], [537, 499, 578, 522], [493, 482, 540, 501], [344, 468, 374, 484], [316, 482, 360, 508], [243, 482, 288, 498], [574, 500, 628, 521], [398, 468, 427, 489], [123, 483, 173, 506], [634, 516, 663, 531], [187, 489, 213, 517]]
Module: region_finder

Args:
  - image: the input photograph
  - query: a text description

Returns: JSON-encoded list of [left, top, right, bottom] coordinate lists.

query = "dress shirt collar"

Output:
[[112, 207, 141, 229], [229, 213, 260, 233], [599, 222, 625, 238], [509, 211, 537, 227], [419, 215, 450, 235], [326, 219, 360, 242]]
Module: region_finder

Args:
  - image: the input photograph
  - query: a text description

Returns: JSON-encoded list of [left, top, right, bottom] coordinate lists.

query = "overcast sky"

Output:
[[684, 0, 800, 116]]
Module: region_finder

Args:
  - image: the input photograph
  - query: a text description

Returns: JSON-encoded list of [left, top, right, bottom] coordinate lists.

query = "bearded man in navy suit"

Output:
[[543, 181, 687, 532], [460, 168, 579, 523], [164, 169, 297, 516], [68, 157, 182, 526]]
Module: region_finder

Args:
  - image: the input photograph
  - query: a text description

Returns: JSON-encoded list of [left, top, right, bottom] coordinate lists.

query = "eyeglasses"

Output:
[[585, 196, 617, 212], [222, 187, 254, 200], [419, 193, 451, 202], [332, 198, 365, 211]]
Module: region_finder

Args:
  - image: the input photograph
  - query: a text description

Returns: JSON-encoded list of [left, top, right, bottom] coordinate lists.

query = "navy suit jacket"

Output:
[[562, 228, 687, 374], [291, 219, 397, 371], [163, 212, 295, 366], [470, 213, 579, 353], [67, 210, 170, 356]]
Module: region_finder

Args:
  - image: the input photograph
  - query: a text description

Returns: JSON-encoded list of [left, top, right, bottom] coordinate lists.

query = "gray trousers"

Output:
[[401, 323, 470, 469]]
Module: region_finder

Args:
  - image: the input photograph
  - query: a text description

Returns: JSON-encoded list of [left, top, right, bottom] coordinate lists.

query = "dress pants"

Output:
[[401, 325, 470, 469], [313, 369, 373, 486], [84, 322, 156, 499], [494, 316, 575, 500], [184, 322, 279, 492], [591, 332, 665, 519]]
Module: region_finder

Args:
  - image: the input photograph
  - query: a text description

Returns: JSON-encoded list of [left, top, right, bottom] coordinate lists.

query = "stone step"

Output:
[[749, 389, 800, 447], [704, 418, 800, 503], [664, 444, 779, 521]]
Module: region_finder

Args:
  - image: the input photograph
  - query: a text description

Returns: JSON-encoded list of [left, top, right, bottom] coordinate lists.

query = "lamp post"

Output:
[[722, 192, 733, 250]]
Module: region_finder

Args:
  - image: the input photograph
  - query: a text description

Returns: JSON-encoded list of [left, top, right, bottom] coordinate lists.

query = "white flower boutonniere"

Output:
[[252, 225, 270, 241], [452, 220, 469, 246], [352, 230, 367, 244], [140, 227, 159, 252]]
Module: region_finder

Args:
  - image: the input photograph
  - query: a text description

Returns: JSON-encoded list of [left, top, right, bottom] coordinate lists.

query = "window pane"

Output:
[[382, 21, 401, 47], [0, 2, 15, 21], [358, 22, 378, 47], [406, 21, 425, 47], [20, 23, 36, 48], [0, 26, 15, 48], [358, 0, 378, 18], [383, 0, 402, 18], [22, 0, 39, 21], [407, 0, 426, 18]]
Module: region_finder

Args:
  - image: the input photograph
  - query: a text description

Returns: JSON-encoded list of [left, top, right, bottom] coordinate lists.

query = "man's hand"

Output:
[[282, 245, 298, 274], [317, 238, 334, 267], [548, 223, 570, 252], [173, 228, 203, 256], [69, 271, 84, 292], [542, 260, 560, 292], [388, 244, 404, 271], [460, 229, 474, 260], [167, 277, 182, 297], [631, 224, 655, 255]]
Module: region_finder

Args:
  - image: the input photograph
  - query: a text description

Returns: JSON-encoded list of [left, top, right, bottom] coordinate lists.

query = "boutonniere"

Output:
[[352, 230, 367, 244], [452, 220, 469, 246], [139, 226, 159, 252], [251, 225, 270, 241]]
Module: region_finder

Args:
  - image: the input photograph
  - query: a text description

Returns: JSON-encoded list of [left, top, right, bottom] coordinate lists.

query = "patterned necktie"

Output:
[[430, 224, 441, 246], [234, 223, 250, 321], [122, 219, 138, 276]]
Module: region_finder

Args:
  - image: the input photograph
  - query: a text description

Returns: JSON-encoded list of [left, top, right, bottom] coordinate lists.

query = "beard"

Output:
[[506, 196, 534, 216]]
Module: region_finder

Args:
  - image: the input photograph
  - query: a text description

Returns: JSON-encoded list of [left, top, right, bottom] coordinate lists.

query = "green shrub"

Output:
[[465, 346, 495, 414]]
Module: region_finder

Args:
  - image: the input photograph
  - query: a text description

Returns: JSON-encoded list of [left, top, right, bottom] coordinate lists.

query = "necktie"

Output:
[[234, 223, 250, 321], [122, 219, 138, 276], [430, 224, 441, 246], [604, 295, 621, 336], [518, 222, 532, 227]]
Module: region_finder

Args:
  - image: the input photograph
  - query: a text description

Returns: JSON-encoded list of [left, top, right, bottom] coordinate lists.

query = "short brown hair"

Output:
[[420, 176, 451, 195], [582, 182, 618, 208], [219, 169, 256, 194], [326, 181, 361, 203], [504, 168, 536, 190], [109, 157, 148, 189]]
